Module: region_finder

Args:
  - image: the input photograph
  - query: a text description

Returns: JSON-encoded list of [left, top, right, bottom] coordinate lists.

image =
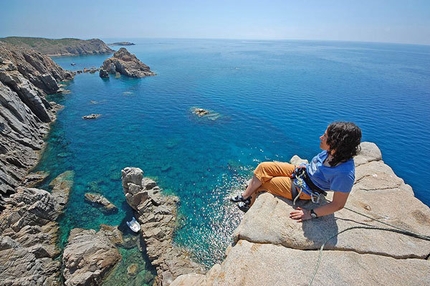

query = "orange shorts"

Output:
[[254, 161, 311, 200]]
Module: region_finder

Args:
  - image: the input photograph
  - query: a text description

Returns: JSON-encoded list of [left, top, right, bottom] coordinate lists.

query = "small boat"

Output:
[[127, 217, 141, 233]]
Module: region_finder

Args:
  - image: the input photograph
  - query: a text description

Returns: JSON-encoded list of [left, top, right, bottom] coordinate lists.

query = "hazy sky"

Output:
[[2, 0, 430, 45]]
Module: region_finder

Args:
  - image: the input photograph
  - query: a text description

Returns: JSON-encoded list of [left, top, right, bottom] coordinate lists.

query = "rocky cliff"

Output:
[[0, 37, 114, 56], [0, 42, 73, 209], [0, 171, 73, 285], [170, 142, 430, 285]]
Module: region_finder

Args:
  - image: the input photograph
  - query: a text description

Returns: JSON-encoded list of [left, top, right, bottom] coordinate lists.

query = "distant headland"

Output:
[[0, 36, 114, 56]]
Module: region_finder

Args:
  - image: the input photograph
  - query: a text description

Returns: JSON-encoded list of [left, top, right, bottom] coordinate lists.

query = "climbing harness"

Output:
[[292, 167, 326, 205]]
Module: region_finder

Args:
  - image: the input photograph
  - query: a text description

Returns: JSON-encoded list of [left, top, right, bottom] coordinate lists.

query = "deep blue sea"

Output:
[[36, 39, 430, 283]]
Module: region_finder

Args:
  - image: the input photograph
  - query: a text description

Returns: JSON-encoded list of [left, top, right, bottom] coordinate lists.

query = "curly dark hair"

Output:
[[326, 122, 362, 166]]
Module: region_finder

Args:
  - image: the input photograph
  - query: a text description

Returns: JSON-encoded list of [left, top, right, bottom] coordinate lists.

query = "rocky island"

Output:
[[100, 47, 156, 78], [109, 41, 135, 46]]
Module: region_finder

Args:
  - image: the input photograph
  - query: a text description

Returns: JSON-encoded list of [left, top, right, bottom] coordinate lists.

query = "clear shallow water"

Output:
[[37, 39, 430, 275]]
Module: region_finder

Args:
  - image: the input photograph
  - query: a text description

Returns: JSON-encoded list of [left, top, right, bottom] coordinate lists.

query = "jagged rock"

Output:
[[101, 48, 155, 78], [171, 142, 430, 285], [0, 44, 73, 205], [22, 171, 50, 188], [62, 228, 121, 286], [0, 171, 73, 285], [99, 69, 109, 78], [121, 167, 205, 286], [84, 192, 117, 213]]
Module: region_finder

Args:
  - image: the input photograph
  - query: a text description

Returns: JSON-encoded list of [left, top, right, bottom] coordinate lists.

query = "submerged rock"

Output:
[[84, 192, 118, 213], [82, 113, 101, 119], [191, 107, 221, 120], [192, 108, 209, 117], [127, 263, 139, 276]]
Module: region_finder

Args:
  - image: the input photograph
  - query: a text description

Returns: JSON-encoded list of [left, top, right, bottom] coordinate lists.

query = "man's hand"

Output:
[[289, 207, 311, 222]]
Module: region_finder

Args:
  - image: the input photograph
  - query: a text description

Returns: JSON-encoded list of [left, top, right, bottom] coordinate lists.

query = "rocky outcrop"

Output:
[[0, 37, 114, 57], [82, 113, 101, 120], [0, 43, 72, 208], [192, 107, 209, 117], [121, 167, 205, 286], [62, 227, 122, 286], [99, 69, 109, 78], [191, 107, 222, 120], [0, 171, 73, 285], [101, 48, 155, 78], [171, 142, 430, 285]]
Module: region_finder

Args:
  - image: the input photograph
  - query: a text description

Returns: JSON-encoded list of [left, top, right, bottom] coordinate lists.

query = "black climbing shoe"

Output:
[[237, 199, 251, 212], [230, 194, 246, 203]]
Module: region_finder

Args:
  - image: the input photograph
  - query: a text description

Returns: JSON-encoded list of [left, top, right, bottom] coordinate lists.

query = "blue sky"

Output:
[[1, 0, 430, 45]]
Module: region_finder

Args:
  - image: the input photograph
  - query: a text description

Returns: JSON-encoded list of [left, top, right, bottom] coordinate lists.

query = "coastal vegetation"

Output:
[[0, 36, 114, 56]]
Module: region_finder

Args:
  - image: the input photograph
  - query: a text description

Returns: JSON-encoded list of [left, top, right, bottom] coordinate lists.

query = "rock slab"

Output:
[[171, 142, 430, 286], [62, 228, 121, 286]]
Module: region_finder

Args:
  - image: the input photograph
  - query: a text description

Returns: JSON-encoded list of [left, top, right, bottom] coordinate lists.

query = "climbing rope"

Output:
[[308, 205, 430, 286]]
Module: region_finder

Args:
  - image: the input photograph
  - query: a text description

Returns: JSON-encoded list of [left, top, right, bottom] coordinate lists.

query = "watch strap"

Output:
[[310, 209, 318, 218]]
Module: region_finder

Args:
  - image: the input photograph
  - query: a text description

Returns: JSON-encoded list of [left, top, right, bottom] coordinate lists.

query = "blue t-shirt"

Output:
[[297, 150, 355, 195]]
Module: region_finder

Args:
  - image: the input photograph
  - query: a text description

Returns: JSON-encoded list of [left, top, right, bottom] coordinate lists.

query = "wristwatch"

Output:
[[310, 209, 318, 219]]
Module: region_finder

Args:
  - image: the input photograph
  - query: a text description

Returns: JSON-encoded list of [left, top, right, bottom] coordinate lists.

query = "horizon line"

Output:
[[1, 35, 429, 47]]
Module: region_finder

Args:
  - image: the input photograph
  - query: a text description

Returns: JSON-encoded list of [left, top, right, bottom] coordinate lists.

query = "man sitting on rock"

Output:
[[231, 122, 362, 221]]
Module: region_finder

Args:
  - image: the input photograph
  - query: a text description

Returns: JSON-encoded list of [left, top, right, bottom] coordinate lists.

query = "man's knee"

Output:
[[255, 161, 273, 171]]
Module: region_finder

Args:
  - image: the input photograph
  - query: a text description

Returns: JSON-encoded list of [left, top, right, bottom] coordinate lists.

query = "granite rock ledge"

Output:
[[170, 142, 430, 286]]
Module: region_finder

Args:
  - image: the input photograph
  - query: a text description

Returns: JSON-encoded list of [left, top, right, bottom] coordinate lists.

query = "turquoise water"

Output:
[[37, 39, 430, 275]]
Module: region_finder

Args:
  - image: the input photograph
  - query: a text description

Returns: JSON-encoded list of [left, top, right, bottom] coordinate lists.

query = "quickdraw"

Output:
[[292, 167, 324, 205]]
